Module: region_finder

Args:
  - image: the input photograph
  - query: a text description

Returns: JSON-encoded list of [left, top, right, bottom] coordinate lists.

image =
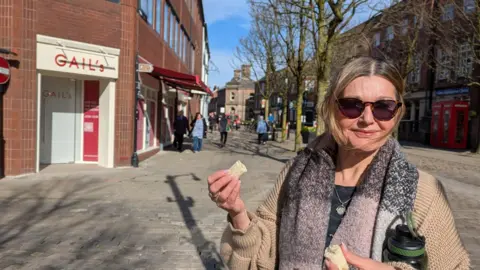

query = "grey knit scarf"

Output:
[[278, 134, 419, 270]]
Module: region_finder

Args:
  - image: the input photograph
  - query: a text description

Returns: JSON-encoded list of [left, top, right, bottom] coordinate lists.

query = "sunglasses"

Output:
[[337, 98, 402, 121]]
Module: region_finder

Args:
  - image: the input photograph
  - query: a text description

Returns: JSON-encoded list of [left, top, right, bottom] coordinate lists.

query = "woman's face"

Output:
[[335, 75, 399, 153], [197, 114, 201, 120]]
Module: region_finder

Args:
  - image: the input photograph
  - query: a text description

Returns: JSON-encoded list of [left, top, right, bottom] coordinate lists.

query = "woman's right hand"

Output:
[[207, 170, 245, 217]]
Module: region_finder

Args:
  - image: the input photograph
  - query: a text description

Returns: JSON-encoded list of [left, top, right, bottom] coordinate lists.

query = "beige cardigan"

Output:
[[220, 161, 471, 270]]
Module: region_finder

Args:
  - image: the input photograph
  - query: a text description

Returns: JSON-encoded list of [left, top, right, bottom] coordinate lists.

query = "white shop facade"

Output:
[[36, 34, 119, 171]]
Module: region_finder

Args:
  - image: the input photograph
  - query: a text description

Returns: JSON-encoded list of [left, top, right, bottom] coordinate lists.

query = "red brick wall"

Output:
[[37, 0, 121, 48], [0, 0, 37, 176], [114, 0, 138, 166]]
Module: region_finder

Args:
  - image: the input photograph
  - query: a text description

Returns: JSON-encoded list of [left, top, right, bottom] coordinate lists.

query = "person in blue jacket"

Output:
[[257, 116, 268, 145]]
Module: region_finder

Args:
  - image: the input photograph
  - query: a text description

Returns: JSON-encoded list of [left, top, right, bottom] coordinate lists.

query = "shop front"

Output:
[[36, 34, 119, 171]]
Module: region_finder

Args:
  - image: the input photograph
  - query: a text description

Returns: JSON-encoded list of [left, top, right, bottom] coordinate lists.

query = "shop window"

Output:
[[156, 0, 162, 34], [139, 0, 154, 25], [441, 4, 454, 21], [164, 3, 169, 42]]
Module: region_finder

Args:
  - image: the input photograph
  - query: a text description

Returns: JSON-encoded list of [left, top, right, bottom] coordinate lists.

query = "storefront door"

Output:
[[40, 76, 76, 164]]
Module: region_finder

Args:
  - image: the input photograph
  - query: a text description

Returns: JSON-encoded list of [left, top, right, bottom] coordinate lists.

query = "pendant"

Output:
[[336, 205, 346, 216]]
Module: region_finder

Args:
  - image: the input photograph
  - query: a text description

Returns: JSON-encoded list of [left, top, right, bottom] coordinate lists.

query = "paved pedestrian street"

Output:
[[0, 131, 478, 269]]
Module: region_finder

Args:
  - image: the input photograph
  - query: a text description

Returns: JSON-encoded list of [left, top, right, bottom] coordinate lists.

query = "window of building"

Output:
[[401, 19, 408, 35], [386, 26, 394, 41], [107, 0, 120, 3], [155, 0, 162, 34], [139, 0, 154, 25], [441, 4, 455, 21], [163, 4, 169, 42], [176, 20, 181, 55], [373, 32, 380, 47], [408, 55, 421, 84], [436, 48, 452, 81], [457, 43, 473, 78], [179, 29, 183, 59], [464, 0, 475, 13], [230, 92, 235, 101], [170, 13, 176, 48], [413, 15, 423, 29], [191, 45, 195, 73], [184, 38, 188, 63]]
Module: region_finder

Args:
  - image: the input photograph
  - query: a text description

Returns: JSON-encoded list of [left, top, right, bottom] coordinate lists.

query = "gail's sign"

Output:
[[36, 38, 119, 79], [54, 54, 105, 72]]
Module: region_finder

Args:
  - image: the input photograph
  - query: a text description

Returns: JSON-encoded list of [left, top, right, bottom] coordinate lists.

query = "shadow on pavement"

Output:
[[222, 137, 293, 164], [165, 174, 225, 270], [0, 177, 148, 269]]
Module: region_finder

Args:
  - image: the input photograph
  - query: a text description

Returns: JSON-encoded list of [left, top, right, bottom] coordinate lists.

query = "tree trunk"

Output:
[[315, 77, 328, 136], [295, 92, 304, 152], [282, 100, 288, 142], [264, 98, 270, 119]]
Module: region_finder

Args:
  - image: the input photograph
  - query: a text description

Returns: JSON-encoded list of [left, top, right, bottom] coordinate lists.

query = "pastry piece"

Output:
[[324, 244, 348, 270], [228, 160, 247, 177]]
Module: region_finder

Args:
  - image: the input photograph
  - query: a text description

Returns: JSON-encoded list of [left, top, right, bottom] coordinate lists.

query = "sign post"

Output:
[[0, 54, 11, 178]]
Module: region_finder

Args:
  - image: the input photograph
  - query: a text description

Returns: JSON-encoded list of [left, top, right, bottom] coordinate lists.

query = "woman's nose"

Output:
[[359, 105, 375, 125]]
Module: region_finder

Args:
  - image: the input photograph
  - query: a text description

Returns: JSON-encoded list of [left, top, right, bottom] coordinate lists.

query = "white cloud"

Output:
[[203, 0, 250, 24], [208, 49, 237, 88]]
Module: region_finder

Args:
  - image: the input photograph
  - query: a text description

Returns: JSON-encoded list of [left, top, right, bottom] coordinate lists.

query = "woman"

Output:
[[218, 114, 230, 147], [207, 57, 470, 269], [191, 112, 205, 153], [257, 116, 268, 145]]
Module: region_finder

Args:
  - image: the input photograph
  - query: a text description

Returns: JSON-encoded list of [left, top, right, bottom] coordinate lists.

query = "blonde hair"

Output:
[[320, 56, 406, 146]]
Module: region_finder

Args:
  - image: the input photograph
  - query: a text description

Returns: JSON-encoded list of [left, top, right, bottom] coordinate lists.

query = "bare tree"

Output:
[[269, 0, 312, 151], [234, 1, 281, 119]]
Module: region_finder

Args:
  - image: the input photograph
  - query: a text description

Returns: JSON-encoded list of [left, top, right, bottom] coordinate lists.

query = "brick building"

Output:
[[335, 0, 479, 150], [211, 65, 255, 121], [0, 0, 211, 176]]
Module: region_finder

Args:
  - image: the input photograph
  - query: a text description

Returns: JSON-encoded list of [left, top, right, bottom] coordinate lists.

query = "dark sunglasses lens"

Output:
[[338, 98, 363, 118], [373, 100, 398, 120]]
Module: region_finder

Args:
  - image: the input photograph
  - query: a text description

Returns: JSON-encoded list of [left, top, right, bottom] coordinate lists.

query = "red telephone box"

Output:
[[430, 100, 469, 149]]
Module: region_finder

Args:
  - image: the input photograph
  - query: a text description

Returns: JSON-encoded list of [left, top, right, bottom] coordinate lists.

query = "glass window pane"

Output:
[[156, 0, 161, 33], [170, 14, 175, 48], [164, 4, 169, 41]]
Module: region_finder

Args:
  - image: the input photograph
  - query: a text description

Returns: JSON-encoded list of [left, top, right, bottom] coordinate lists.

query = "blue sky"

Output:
[[203, 0, 376, 89], [203, 0, 250, 89]]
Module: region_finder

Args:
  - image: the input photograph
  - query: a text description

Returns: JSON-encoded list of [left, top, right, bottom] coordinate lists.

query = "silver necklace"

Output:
[[334, 187, 353, 216]]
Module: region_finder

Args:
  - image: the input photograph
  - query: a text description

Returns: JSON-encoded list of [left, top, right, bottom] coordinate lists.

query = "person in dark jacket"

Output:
[[173, 111, 190, 152], [218, 114, 229, 147]]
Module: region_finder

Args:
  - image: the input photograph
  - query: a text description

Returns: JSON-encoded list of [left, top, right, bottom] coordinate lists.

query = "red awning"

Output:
[[138, 56, 212, 96]]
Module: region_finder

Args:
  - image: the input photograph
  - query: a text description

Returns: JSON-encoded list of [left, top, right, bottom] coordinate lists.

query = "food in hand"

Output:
[[228, 160, 247, 177], [324, 244, 348, 270]]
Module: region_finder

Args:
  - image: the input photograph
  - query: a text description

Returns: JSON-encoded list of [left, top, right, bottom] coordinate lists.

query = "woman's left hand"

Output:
[[325, 243, 395, 270]]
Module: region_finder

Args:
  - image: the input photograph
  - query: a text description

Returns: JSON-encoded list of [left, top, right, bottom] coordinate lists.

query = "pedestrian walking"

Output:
[[190, 113, 205, 153], [218, 114, 229, 147], [208, 113, 216, 133], [207, 56, 470, 269], [256, 116, 268, 145], [172, 111, 189, 152]]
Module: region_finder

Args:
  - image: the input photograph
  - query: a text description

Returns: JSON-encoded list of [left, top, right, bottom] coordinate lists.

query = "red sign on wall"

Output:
[[0, 57, 10, 85], [83, 80, 100, 161]]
